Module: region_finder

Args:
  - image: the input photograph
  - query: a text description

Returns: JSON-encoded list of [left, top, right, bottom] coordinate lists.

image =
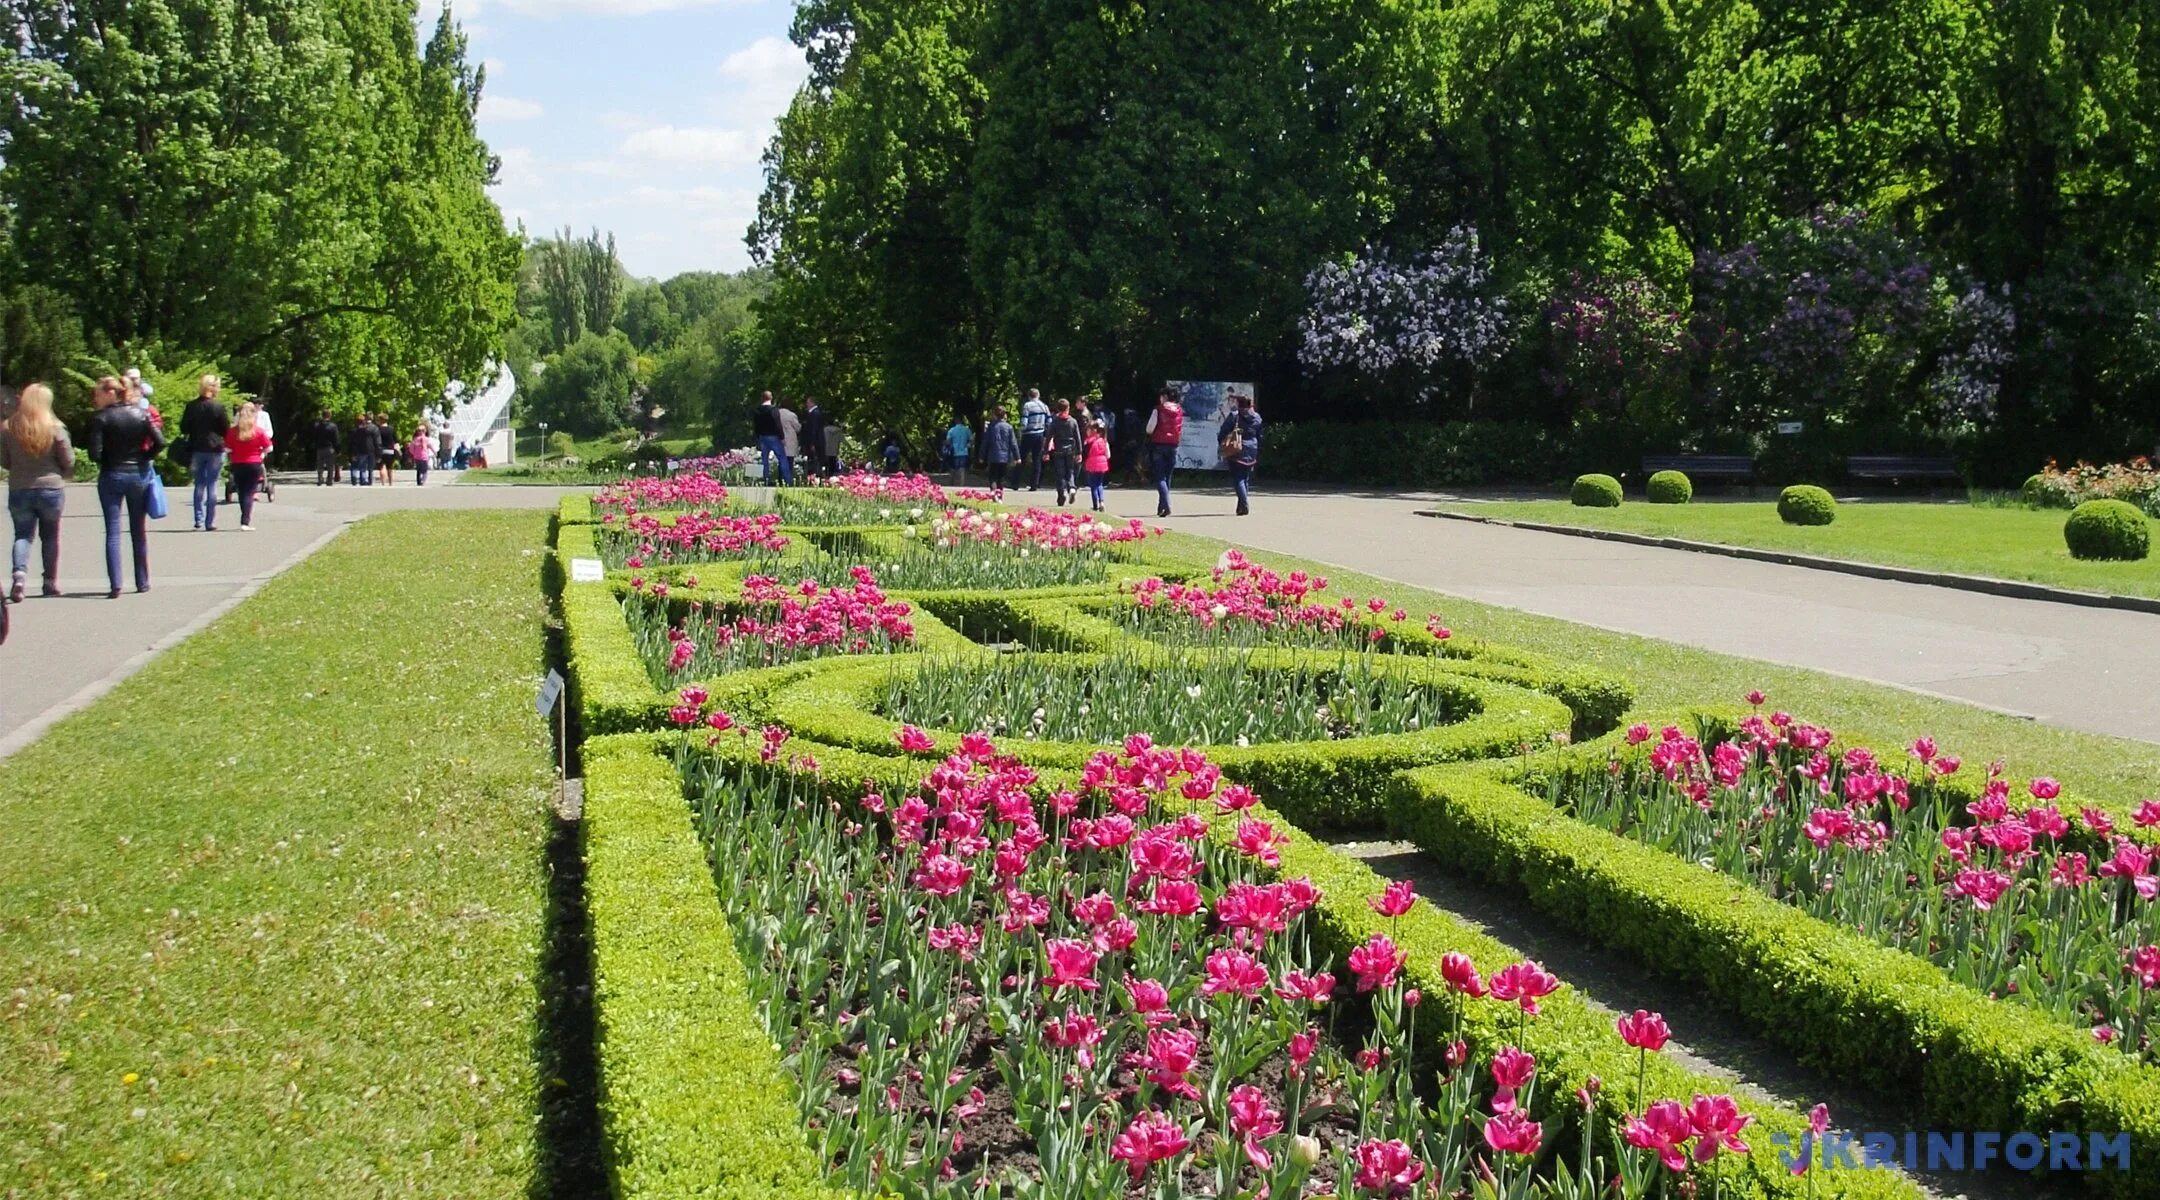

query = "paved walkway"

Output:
[[1090, 483, 2160, 745], [0, 476, 575, 757]]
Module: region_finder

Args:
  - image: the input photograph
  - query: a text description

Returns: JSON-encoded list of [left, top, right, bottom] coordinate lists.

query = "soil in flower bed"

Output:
[[881, 651, 1466, 746]]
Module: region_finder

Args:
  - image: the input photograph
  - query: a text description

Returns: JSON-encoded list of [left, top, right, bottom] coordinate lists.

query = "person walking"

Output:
[[1144, 389, 1184, 517], [1046, 399, 1082, 507], [982, 407, 1019, 491], [312, 413, 341, 485], [1018, 388, 1050, 490], [753, 392, 784, 482], [376, 415, 398, 485], [944, 415, 974, 481], [437, 425, 454, 470], [2, 383, 71, 602], [878, 429, 903, 474], [224, 402, 272, 530], [1217, 392, 1262, 516], [1082, 419, 1111, 512], [800, 396, 830, 480], [179, 374, 229, 531], [348, 415, 380, 485], [409, 425, 433, 486], [821, 414, 844, 476], [776, 399, 802, 485], [88, 375, 164, 597]]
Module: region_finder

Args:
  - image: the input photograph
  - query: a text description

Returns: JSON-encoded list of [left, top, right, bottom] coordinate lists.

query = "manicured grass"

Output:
[[0, 511, 558, 1196], [1144, 527, 2160, 807], [1440, 497, 2160, 598]]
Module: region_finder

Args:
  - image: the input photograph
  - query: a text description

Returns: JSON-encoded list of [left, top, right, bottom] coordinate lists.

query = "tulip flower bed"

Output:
[[1554, 714, 2160, 1059], [1115, 552, 1455, 653], [595, 467, 744, 518], [597, 509, 791, 570], [669, 727, 1780, 1200], [744, 509, 1157, 593], [883, 651, 1465, 747], [623, 570, 922, 684]]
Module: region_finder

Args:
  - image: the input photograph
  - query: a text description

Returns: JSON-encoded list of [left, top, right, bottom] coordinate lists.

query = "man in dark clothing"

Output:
[[348, 417, 380, 486], [178, 377, 230, 530], [752, 392, 785, 482], [800, 396, 831, 479], [312, 416, 341, 485]]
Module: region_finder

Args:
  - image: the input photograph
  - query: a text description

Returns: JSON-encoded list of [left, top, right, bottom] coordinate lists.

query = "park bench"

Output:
[[1641, 454, 1754, 481], [1846, 455, 1961, 485]]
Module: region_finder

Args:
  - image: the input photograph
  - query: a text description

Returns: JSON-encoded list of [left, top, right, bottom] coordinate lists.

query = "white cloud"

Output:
[[715, 36, 808, 130], [617, 124, 762, 167], [478, 94, 545, 121]]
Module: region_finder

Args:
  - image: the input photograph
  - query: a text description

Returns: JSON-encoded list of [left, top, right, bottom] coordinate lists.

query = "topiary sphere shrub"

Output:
[[2021, 473, 2048, 507], [2064, 499, 2152, 561], [1572, 473, 1624, 508], [1646, 470, 1693, 505], [1778, 485, 1837, 526]]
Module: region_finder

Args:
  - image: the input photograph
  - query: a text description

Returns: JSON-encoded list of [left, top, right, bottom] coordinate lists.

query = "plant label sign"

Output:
[[570, 558, 605, 583], [536, 669, 566, 716], [1776, 421, 1805, 435]]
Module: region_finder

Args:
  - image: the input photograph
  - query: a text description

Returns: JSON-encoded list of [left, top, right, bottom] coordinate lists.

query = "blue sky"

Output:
[[452, 0, 807, 280]]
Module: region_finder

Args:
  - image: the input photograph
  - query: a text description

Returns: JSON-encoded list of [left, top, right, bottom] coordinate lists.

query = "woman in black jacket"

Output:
[[87, 375, 166, 597]]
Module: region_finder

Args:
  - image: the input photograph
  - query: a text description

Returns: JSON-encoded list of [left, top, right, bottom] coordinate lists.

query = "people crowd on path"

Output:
[[742, 383, 1261, 518], [1, 373, 452, 611]]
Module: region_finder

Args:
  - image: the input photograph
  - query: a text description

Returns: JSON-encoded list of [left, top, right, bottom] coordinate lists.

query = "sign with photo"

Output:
[[1163, 381, 1255, 471]]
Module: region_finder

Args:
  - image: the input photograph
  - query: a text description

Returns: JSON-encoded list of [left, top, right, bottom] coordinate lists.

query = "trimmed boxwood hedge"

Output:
[[1384, 755, 2160, 1199], [1571, 473, 1624, 507], [676, 731, 1923, 1200], [2065, 499, 2152, 561], [763, 648, 1574, 829], [1777, 484, 1837, 526], [581, 734, 847, 1200], [1646, 469, 1693, 504]]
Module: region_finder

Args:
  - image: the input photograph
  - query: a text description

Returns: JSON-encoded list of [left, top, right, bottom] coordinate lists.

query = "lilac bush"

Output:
[[1927, 283, 2016, 430], [1297, 230, 1510, 404]]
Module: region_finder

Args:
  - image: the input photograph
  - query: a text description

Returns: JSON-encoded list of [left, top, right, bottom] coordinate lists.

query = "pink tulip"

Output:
[[2129, 945, 2160, 990], [1141, 1027, 1201, 1099], [1042, 938, 1100, 993], [1484, 1109, 1544, 1157], [1489, 960, 1559, 1015], [894, 724, 937, 752], [1228, 1083, 1283, 1139], [1288, 1026, 1319, 1073], [1123, 975, 1169, 1014], [926, 923, 980, 960], [1275, 968, 1336, 1005], [1617, 1009, 1671, 1051], [1202, 948, 1271, 1000], [1351, 1138, 1425, 1195], [1348, 933, 1406, 993], [2136, 800, 2160, 828], [2030, 777, 2061, 800], [911, 852, 973, 897], [1368, 878, 1417, 918], [1110, 1109, 1190, 1180], [1685, 1093, 1754, 1161], [1623, 1100, 1694, 1172], [1440, 951, 1487, 998]]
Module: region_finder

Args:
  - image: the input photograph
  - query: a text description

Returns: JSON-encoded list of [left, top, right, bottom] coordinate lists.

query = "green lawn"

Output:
[[1148, 527, 2160, 806], [0, 512, 559, 1197], [1435, 498, 2160, 600]]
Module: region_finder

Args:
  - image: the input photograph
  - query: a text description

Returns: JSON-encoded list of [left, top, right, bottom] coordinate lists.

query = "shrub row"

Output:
[[762, 649, 1576, 830], [580, 734, 847, 1200], [677, 730, 1923, 1200], [1384, 755, 2160, 1199]]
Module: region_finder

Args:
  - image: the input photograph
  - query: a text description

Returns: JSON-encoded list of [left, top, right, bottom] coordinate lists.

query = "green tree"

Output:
[[527, 329, 638, 436], [618, 283, 683, 351]]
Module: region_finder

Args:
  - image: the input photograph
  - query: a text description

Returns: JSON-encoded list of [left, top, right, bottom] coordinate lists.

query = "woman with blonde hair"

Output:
[[223, 401, 272, 530], [1, 383, 72, 602], [88, 374, 165, 597]]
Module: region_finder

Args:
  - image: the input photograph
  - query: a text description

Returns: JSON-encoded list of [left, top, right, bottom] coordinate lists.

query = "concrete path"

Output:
[[0, 476, 576, 757], [1089, 482, 2160, 746]]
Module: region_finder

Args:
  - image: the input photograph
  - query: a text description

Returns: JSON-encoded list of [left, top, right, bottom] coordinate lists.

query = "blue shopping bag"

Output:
[[145, 469, 169, 520]]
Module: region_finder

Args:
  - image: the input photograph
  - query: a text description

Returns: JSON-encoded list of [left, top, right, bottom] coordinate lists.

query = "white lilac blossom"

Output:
[[1297, 229, 1510, 387]]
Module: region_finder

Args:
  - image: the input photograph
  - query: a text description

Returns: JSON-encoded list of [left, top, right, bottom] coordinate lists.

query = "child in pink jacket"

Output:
[[1082, 421, 1111, 512]]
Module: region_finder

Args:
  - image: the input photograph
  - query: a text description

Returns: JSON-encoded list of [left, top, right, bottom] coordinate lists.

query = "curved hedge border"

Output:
[[582, 734, 847, 1200], [675, 730, 1922, 1200], [764, 648, 1575, 829], [1384, 749, 2160, 1199]]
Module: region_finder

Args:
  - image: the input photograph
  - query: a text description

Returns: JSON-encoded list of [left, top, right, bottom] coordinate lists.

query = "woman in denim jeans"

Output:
[[87, 376, 165, 598], [1, 383, 72, 603]]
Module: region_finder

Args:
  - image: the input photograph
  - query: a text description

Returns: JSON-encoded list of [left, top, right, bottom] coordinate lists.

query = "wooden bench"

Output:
[[1846, 455, 1961, 484], [1641, 454, 1754, 481]]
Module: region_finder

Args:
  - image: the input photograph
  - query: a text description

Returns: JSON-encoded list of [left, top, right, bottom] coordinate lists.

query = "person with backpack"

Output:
[[1045, 399, 1082, 507], [179, 375, 230, 531], [982, 407, 1019, 492], [1017, 388, 1050, 491], [1217, 392, 1262, 516], [88, 376, 165, 597], [1144, 389, 1184, 517]]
